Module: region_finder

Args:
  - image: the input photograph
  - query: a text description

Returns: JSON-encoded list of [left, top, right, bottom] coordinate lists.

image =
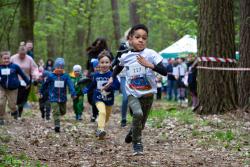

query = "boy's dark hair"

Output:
[[129, 24, 148, 36], [98, 50, 112, 61], [0, 51, 11, 58]]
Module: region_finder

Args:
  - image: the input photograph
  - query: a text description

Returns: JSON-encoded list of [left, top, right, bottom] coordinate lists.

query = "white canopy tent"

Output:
[[159, 35, 197, 58]]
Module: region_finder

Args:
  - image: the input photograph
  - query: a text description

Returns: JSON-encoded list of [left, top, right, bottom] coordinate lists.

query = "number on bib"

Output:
[[127, 65, 146, 77], [54, 81, 64, 88], [1, 69, 10, 75]]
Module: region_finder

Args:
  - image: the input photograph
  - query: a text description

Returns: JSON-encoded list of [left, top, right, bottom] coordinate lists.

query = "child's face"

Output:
[[129, 29, 148, 51], [1, 54, 10, 65], [99, 56, 111, 73], [74, 71, 80, 77]]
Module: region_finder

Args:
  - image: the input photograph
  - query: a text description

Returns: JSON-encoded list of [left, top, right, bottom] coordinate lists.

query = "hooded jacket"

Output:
[[0, 63, 30, 90], [40, 72, 76, 103]]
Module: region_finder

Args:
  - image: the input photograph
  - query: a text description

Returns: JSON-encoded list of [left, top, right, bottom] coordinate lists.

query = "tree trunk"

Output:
[[111, 0, 121, 48], [85, 0, 94, 47], [46, 35, 56, 59], [197, 0, 237, 114], [129, 0, 140, 26], [19, 0, 34, 42], [238, 0, 250, 111], [60, 0, 68, 57], [76, 24, 85, 57]]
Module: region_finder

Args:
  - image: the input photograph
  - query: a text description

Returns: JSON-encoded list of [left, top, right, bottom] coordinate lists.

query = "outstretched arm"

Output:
[[137, 55, 168, 76]]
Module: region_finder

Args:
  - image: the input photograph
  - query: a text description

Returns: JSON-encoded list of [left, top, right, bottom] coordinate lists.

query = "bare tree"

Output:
[[129, 0, 140, 26], [111, 0, 121, 48], [238, 0, 250, 111], [19, 0, 34, 42], [197, 0, 237, 114]]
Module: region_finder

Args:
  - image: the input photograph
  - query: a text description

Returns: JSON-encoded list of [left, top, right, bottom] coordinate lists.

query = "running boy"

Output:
[[83, 50, 120, 139], [0, 51, 30, 124], [38, 70, 51, 120], [40, 58, 76, 132], [70, 65, 85, 120], [103, 24, 168, 155]]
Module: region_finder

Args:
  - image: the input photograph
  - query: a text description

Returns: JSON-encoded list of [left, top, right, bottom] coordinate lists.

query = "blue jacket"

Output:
[[40, 72, 76, 103], [0, 63, 30, 90], [84, 71, 120, 106]]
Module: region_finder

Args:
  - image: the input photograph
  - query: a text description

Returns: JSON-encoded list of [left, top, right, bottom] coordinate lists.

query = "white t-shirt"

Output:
[[173, 64, 186, 77], [119, 48, 163, 98]]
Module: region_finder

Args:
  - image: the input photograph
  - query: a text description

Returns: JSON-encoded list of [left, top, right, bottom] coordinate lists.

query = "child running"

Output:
[[70, 65, 85, 121], [38, 70, 51, 121], [0, 51, 30, 124], [40, 58, 76, 132], [103, 24, 168, 155], [82, 50, 120, 139]]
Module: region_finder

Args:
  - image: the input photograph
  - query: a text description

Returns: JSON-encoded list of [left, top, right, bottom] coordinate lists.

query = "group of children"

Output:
[[1, 24, 177, 156]]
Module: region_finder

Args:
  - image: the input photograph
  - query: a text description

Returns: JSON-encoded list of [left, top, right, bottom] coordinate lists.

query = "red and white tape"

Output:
[[197, 66, 250, 71], [198, 57, 237, 63]]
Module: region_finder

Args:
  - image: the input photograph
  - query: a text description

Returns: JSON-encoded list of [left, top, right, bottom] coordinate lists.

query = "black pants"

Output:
[[17, 86, 31, 117], [87, 90, 98, 119], [39, 98, 51, 119], [156, 87, 162, 100]]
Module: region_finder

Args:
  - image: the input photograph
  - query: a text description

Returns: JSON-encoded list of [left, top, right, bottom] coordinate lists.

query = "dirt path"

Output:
[[0, 100, 249, 167]]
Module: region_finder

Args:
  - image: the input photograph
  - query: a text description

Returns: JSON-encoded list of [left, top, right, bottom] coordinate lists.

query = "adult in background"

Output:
[[86, 38, 113, 122], [10, 45, 39, 118], [186, 55, 198, 110], [45, 58, 54, 72], [25, 40, 34, 59], [166, 58, 177, 101]]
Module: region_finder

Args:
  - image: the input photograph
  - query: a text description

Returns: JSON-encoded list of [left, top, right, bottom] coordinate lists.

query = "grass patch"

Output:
[[0, 134, 11, 143], [0, 145, 47, 167], [147, 108, 196, 128], [213, 130, 234, 142]]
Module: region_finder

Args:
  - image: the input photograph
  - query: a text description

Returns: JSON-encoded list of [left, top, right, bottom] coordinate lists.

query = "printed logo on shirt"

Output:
[[126, 63, 151, 91]]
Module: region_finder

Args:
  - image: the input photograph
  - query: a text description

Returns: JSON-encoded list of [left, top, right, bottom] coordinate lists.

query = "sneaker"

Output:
[[121, 120, 127, 127], [133, 143, 143, 156], [0, 119, 4, 125], [11, 111, 18, 120], [96, 130, 106, 139], [125, 130, 132, 143], [55, 126, 60, 133]]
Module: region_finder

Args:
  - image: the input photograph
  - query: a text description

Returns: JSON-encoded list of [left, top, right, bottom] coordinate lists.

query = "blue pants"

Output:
[[167, 80, 177, 100], [120, 77, 128, 122]]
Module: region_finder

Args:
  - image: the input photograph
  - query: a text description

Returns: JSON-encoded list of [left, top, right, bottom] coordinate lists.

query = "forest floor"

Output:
[[0, 97, 250, 167]]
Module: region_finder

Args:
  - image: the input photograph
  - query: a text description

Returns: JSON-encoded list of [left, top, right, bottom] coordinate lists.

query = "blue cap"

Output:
[[54, 58, 65, 68], [91, 58, 99, 68]]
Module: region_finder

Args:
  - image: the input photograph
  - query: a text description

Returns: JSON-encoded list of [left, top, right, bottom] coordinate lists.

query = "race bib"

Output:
[[97, 80, 107, 89], [54, 81, 64, 88], [20, 80, 27, 86], [1, 69, 10, 75], [127, 65, 146, 77]]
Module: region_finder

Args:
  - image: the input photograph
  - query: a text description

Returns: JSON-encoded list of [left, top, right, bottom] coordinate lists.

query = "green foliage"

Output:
[[147, 108, 196, 128], [28, 86, 38, 102], [0, 0, 199, 70], [0, 145, 47, 167], [213, 130, 234, 142]]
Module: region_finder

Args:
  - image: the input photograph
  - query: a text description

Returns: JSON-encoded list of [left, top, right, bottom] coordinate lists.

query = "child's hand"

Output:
[[25, 85, 30, 90], [137, 55, 154, 69], [72, 95, 77, 100], [101, 77, 113, 91], [82, 87, 88, 94]]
